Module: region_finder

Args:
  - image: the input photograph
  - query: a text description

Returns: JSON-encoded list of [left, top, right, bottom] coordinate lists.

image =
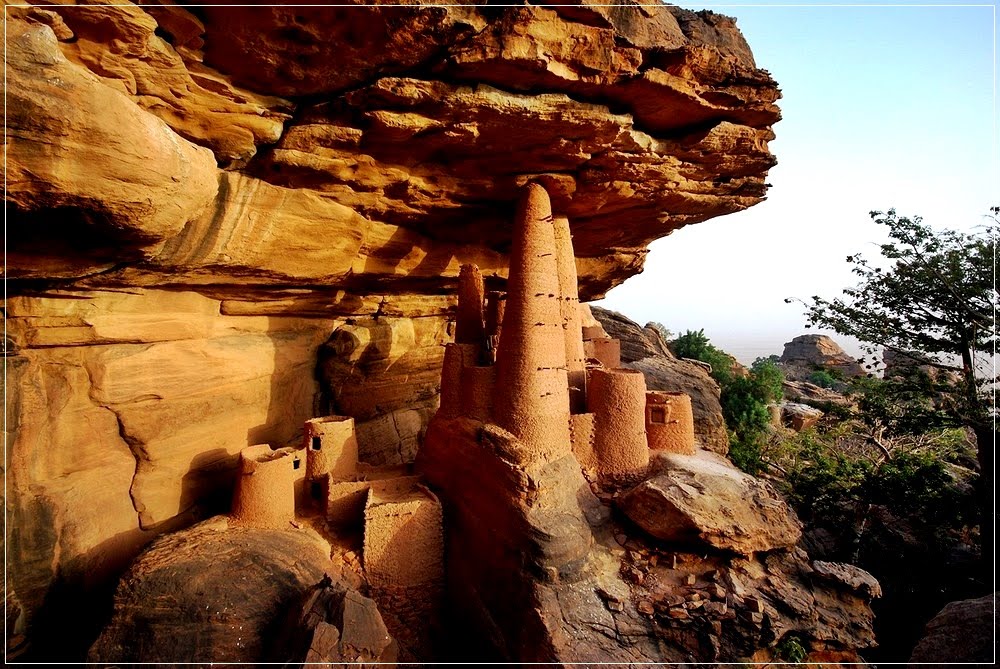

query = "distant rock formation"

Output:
[[782, 379, 854, 408], [779, 334, 866, 381], [777, 401, 825, 431]]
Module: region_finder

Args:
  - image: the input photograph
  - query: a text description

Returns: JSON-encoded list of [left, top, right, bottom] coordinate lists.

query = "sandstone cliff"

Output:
[[3, 1, 779, 657]]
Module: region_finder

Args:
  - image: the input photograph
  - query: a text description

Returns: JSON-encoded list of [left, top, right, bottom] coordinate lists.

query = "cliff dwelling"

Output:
[[4, 1, 885, 664]]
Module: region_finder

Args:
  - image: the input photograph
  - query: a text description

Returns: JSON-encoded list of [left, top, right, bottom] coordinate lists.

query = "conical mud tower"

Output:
[[455, 263, 486, 346], [553, 215, 587, 414], [492, 182, 571, 459]]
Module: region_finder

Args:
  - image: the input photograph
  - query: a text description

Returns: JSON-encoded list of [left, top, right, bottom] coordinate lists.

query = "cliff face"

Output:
[[2, 1, 779, 656]]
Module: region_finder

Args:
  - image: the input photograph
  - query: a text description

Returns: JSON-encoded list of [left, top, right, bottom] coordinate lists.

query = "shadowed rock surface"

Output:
[[87, 517, 333, 664], [908, 593, 997, 666], [269, 577, 399, 666]]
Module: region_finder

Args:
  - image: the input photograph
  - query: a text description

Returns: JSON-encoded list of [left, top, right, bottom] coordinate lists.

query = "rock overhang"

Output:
[[6, 0, 780, 299]]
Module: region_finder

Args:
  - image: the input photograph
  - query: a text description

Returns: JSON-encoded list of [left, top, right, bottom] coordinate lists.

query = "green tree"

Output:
[[670, 331, 785, 473], [670, 329, 734, 384], [723, 357, 784, 473], [803, 208, 997, 578], [645, 321, 673, 342]]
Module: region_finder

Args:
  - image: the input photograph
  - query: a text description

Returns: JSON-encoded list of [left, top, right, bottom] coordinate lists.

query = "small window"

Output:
[[311, 481, 322, 499], [293, 458, 301, 470], [650, 407, 667, 425], [311, 436, 322, 451]]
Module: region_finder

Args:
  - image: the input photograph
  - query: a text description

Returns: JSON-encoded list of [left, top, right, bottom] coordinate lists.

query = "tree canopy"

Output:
[[804, 208, 997, 428]]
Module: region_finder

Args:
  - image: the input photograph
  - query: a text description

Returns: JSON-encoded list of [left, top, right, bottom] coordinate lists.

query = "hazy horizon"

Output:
[[595, 2, 996, 365]]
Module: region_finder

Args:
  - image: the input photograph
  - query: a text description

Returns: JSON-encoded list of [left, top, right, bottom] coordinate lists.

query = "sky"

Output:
[[595, 1, 998, 363]]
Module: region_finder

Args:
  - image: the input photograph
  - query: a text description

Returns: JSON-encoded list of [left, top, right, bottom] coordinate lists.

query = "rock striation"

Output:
[[3, 1, 780, 659]]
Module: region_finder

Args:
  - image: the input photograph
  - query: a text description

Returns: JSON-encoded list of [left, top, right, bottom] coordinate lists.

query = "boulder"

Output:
[[88, 517, 334, 664], [811, 560, 882, 599], [783, 379, 853, 409], [270, 577, 398, 666], [780, 402, 824, 431], [779, 335, 865, 381], [618, 451, 802, 554], [909, 593, 997, 665], [590, 306, 673, 362]]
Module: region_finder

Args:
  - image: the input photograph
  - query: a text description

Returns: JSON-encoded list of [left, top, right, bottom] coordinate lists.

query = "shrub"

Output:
[[670, 328, 712, 359], [750, 357, 784, 400], [781, 430, 872, 520], [729, 431, 768, 475], [776, 634, 808, 663], [720, 358, 784, 474], [808, 369, 838, 388], [774, 426, 977, 540], [669, 329, 735, 385]]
